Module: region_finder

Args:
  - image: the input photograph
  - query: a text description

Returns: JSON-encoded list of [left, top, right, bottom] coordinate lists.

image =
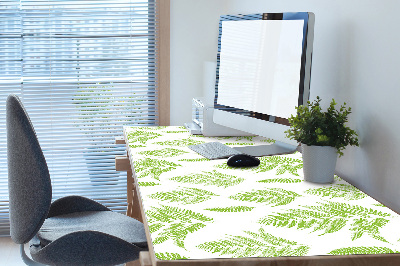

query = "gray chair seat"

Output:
[[37, 211, 147, 248]]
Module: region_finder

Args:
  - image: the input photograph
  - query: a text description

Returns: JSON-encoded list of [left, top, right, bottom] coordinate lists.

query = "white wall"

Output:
[[170, 0, 228, 125], [170, 0, 400, 212]]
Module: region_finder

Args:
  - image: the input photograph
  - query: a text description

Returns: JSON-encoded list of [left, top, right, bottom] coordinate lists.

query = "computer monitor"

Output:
[[213, 12, 315, 156]]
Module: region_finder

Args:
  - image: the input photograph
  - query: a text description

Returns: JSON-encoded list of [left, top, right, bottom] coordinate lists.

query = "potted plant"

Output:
[[285, 96, 359, 183]]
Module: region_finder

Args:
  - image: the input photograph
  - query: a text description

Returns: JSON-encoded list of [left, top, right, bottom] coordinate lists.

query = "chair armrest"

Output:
[[47, 196, 110, 218]]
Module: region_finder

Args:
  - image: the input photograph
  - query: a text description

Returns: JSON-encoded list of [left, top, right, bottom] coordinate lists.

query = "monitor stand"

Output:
[[232, 141, 298, 157]]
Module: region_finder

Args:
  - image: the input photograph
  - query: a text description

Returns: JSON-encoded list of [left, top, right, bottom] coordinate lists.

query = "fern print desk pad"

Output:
[[124, 126, 400, 263]]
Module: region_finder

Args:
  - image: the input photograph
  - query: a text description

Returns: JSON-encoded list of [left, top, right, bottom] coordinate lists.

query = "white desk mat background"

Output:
[[124, 126, 400, 261]]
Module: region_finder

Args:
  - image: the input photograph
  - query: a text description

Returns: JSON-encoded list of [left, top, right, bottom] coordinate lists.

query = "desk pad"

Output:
[[124, 126, 400, 261]]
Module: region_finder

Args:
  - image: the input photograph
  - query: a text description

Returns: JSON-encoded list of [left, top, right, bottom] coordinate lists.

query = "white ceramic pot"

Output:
[[301, 144, 338, 184]]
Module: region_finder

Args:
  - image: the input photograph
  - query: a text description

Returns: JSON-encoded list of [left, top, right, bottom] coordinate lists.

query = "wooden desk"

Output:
[[118, 126, 400, 266]]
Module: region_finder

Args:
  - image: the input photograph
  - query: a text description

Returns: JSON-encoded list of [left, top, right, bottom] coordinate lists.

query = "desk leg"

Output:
[[127, 169, 143, 223]]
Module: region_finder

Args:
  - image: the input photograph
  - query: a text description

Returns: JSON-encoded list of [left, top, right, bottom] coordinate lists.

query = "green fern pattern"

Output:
[[230, 188, 302, 207], [197, 228, 309, 257], [178, 158, 210, 162], [134, 158, 180, 180], [165, 130, 188, 133], [139, 126, 167, 130], [373, 203, 387, 207], [260, 201, 391, 242], [123, 126, 400, 259], [139, 148, 188, 157], [205, 206, 255, 212], [328, 247, 399, 255], [126, 130, 162, 145], [305, 184, 367, 200], [155, 253, 188, 260], [138, 181, 160, 187], [146, 205, 213, 248], [260, 138, 275, 143], [154, 137, 205, 147], [170, 170, 244, 188], [258, 178, 302, 184], [254, 156, 303, 176], [149, 187, 218, 205]]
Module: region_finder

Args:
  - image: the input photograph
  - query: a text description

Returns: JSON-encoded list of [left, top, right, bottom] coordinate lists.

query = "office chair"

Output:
[[6, 94, 148, 265]]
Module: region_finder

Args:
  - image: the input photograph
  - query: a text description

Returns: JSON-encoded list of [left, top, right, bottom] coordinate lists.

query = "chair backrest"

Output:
[[7, 94, 52, 244]]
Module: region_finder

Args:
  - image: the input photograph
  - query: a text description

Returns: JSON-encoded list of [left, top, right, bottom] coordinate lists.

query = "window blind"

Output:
[[0, 0, 159, 236]]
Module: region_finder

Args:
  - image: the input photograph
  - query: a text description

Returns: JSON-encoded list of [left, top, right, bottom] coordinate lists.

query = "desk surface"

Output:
[[124, 126, 400, 263]]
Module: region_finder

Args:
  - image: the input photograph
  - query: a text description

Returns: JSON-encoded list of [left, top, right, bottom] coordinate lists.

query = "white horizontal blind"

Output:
[[0, 0, 159, 236]]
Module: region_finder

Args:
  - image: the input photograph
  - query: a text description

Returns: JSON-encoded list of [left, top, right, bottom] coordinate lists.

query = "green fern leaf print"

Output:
[[179, 158, 210, 162], [139, 148, 188, 157], [127, 130, 162, 145], [328, 246, 399, 255], [205, 206, 255, 212], [255, 156, 303, 176], [260, 201, 391, 241], [170, 170, 244, 188], [258, 178, 302, 184], [138, 181, 160, 187], [305, 184, 367, 200], [197, 228, 309, 257], [139, 126, 167, 130], [134, 158, 180, 180], [155, 252, 188, 260], [146, 205, 213, 248], [149, 187, 218, 205], [149, 223, 164, 233], [373, 203, 387, 207], [260, 138, 275, 143], [230, 188, 302, 207], [154, 137, 205, 147]]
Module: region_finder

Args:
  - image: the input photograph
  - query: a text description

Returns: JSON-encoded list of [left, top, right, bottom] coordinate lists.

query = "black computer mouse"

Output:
[[227, 154, 260, 167]]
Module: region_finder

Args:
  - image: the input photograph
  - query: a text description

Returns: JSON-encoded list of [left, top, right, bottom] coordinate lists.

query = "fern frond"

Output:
[[139, 126, 167, 130], [171, 170, 244, 188], [146, 205, 213, 223], [149, 222, 164, 233], [230, 188, 301, 207], [134, 158, 180, 180], [350, 218, 390, 243], [147, 206, 213, 248], [258, 178, 302, 184], [156, 222, 207, 248], [155, 138, 205, 147], [148, 187, 218, 205], [205, 206, 255, 212], [260, 201, 392, 241], [138, 181, 160, 187], [305, 184, 367, 200], [139, 148, 188, 157], [127, 130, 162, 145], [253, 156, 303, 176], [197, 228, 309, 257], [179, 158, 210, 162], [155, 253, 188, 260], [328, 246, 399, 255]]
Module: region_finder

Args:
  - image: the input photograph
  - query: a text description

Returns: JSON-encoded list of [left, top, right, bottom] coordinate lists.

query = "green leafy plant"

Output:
[[285, 96, 359, 156]]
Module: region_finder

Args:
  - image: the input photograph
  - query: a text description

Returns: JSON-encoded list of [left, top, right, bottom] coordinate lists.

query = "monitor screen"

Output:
[[217, 19, 304, 119]]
